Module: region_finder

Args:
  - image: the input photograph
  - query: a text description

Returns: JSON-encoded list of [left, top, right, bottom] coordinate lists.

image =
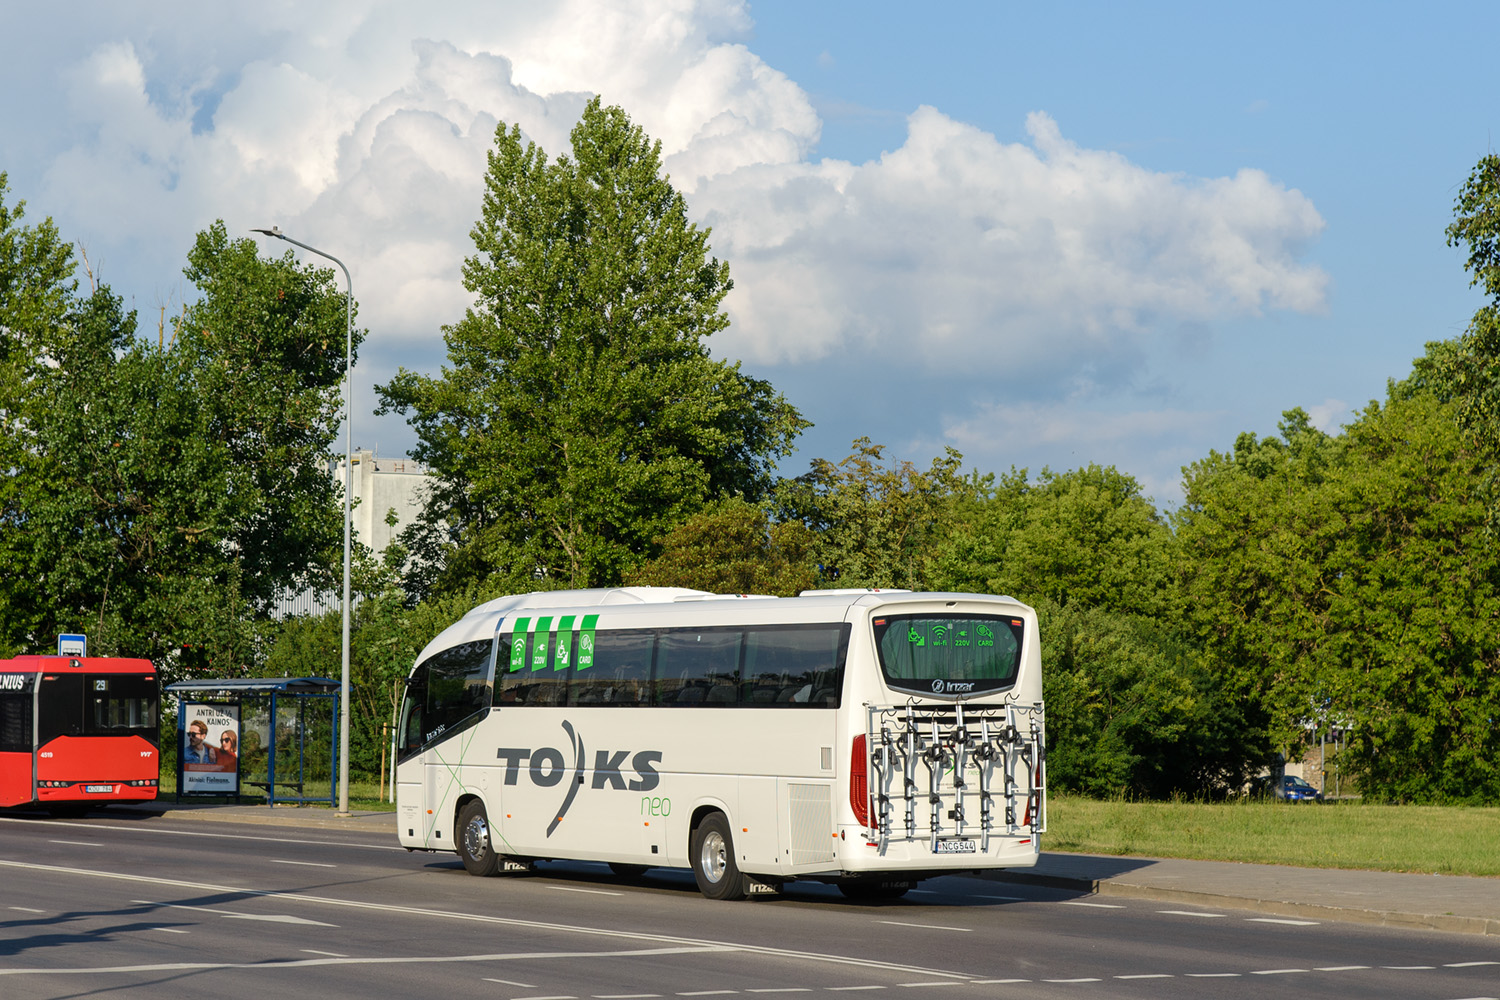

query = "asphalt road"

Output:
[[1, 811, 1497, 1000]]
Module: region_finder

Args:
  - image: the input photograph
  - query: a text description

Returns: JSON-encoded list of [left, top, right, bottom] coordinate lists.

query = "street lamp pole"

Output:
[[252, 226, 354, 817]]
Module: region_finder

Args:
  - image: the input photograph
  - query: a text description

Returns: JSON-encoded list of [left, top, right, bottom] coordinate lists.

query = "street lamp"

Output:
[[252, 225, 354, 817]]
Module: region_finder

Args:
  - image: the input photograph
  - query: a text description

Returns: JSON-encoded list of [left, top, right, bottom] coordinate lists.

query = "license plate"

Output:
[[936, 838, 977, 854], [84, 785, 114, 794]]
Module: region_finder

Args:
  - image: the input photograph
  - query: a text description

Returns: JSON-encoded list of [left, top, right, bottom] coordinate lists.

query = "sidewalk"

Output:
[[114, 800, 1499, 936]]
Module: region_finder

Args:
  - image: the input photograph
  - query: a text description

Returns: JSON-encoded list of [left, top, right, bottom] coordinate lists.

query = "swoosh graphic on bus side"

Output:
[[547, 719, 585, 837]]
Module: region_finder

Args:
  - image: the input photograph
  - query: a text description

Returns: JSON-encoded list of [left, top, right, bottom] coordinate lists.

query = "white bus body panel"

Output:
[[396, 590, 1044, 882]]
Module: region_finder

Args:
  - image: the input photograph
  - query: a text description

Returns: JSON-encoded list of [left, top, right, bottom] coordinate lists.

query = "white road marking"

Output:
[[1248, 917, 1319, 926], [969, 981, 1030, 985], [676, 992, 738, 996], [1043, 979, 1100, 984], [826, 988, 886, 992], [550, 886, 623, 896], [1060, 901, 1124, 909], [149, 927, 189, 934], [895, 984, 964, 989], [302, 950, 348, 958], [594, 994, 661, 997], [1157, 910, 1224, 918], [1448, 962, 1500, 967], [8, 907, 46, 913], [1115, 974, 1173, 979], [1383, 965, 1436, 970], [1315, 966, 1371, 971], [486, 979, 537, 988], [1186, 973, 1240, 977], [878, 922, 971, 933], [1, 860, 975, 981], [1251, 968, 1309, 975], [0, 814, 407, 852], [48, 840, 103, 847], [515, 996, 577, 1000], [130, 899, 336, 927], [271, 859, 337, 868], [748, 990, 811, 994]]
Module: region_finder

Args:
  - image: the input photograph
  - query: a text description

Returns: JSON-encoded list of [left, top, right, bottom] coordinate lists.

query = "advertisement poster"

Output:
[[181, 702, 240, 795]]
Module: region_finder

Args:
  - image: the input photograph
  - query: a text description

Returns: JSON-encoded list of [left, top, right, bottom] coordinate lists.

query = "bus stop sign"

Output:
[[57, 634, 86, 657]]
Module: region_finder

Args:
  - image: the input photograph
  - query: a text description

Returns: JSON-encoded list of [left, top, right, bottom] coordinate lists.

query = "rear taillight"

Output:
[[850, 734, 869, 827]]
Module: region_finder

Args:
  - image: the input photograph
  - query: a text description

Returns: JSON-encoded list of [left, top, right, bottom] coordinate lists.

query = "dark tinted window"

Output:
[[0, 675, 33, 753], [742, 624, 848, 707], [398, 639, 494, 759], [573, 630, 653, 705], [84, 674, 158, 737], [37, 674, 83, 742], [497, 632, 570, 706], [872, 614, 1023, 696], [656, 629, 741, 706]]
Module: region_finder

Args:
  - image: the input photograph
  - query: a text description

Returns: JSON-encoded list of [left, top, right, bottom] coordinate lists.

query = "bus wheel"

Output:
[[457, 800, 501, 877], [691, 813, 748, 901]]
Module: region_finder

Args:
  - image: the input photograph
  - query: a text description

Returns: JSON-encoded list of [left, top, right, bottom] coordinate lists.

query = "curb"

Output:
[[982, 870, 1500, 937]]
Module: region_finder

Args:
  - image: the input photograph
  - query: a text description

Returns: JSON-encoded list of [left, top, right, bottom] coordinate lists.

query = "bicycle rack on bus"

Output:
[[864, 699, 1045, 852]]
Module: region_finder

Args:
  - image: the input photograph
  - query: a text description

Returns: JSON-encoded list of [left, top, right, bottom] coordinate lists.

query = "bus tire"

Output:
[[691, 813, 748, 901], [457, 799, 501, 877]]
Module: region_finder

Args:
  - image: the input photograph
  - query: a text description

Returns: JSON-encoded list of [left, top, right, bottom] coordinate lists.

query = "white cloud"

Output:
[[1, 0, 1330, 488], [698, 107, 1327, 371]]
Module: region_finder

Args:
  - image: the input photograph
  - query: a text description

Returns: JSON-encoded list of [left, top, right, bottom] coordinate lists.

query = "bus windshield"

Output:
[[871, 613, 1024, 696]]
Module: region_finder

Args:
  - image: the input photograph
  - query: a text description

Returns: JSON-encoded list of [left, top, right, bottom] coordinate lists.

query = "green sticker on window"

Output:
[[509, 618, 530, 672], [531, 617, 552, 671], [576, 614, 599, 670], [555, 615, 575, 671]]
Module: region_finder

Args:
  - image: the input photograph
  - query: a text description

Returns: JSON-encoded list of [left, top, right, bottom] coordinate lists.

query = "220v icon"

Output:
[[935, 838, 977, 854]]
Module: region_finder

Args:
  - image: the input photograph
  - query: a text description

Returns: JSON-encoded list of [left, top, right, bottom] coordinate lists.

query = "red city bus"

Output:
[[0, 656, 160, 811]]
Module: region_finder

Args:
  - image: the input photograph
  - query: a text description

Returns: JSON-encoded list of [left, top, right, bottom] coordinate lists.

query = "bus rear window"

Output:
[[872, 614, 1023, 697]]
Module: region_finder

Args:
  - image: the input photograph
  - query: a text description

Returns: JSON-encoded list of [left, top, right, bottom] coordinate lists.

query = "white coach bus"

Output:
[[394, 587, 1045, 900]]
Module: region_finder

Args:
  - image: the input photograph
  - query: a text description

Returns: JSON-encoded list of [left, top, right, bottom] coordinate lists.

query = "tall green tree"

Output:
[[626, 496, 817, 596], [779, 438, 985, 590], [379, 99, 805, 597], [0, 200, 357, 675], [1443, 153, 1500, 486], [1177, 383, 1500, 802]]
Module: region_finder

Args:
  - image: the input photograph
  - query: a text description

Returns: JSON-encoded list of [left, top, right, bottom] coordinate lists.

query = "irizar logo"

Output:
[[931, 679, 977, 694], [496, 720, 662, 837]]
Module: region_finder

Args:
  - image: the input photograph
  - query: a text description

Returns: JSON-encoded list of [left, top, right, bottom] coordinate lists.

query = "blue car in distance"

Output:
[[1276, 775, 1323, 802]]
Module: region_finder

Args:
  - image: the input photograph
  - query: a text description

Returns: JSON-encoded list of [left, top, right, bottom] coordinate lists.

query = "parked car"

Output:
[[1274, 775, 1323, 802]]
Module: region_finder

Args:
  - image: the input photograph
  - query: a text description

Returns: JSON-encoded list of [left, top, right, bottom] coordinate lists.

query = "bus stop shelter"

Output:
[[164, 677, 340, 806]]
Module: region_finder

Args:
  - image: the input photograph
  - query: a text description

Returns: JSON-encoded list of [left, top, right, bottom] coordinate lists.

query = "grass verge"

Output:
[[1046, 794, 1500, 877]]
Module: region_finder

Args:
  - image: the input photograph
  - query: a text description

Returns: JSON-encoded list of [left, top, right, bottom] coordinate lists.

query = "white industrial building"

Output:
[[273, 449, 433, 617]]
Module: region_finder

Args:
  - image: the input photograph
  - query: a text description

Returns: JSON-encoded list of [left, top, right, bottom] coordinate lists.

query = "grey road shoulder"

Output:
[[984, 852, 1500, 937]]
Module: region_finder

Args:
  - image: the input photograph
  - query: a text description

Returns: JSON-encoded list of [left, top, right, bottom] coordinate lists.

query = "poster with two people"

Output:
[[181, 703, 239, 795]]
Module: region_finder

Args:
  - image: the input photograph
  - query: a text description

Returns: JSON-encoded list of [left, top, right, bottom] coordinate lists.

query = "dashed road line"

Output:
[[1157, 910, 1224, 918], [1115, 974, 1172, 979], [1251, 968, 1309, 975], [1060, 901, 1124, 909], [1248, 917, 1319, 926], [877, 922, 971, 933]]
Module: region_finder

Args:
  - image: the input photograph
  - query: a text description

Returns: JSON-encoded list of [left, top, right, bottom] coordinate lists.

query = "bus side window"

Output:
[[0, 685, 32, 753], [656, 629, 741, 706], [576, 631, 653, 706], [742, 625, 850, 708]]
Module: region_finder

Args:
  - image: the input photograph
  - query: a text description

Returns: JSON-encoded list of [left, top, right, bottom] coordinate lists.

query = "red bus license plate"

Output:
[[84, 785, 115, 794]]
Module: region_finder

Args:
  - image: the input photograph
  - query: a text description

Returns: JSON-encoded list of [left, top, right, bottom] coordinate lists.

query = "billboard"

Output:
[[180, 702, 239, 795]]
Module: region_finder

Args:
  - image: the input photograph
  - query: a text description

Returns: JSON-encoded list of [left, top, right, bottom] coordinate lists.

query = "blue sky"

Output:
[[1, 2, 1495, 506]]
